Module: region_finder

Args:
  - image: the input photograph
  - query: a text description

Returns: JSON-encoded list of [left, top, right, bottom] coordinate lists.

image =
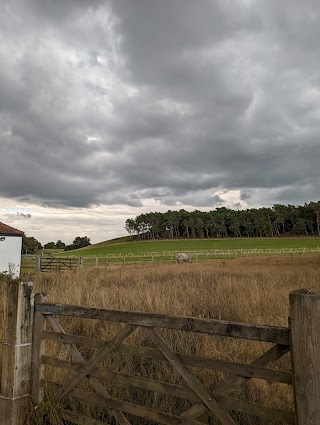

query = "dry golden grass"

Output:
[[2, 255, 320, 424]]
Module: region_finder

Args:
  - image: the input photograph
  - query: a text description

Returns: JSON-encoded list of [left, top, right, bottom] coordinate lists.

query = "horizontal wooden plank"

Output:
[[42, 332, 291, 384], [37, 303, 289, 344], [41, 258, 78, 261], [43, 356, 202, 401], [181, 343, 291, 420], [41, 267, 77, 270], [41, 261, 78, 267], [46, 381, 203, 425], [44, 355, 293, 419], [41, 264, 77, 267], [41, 261, 77, 264], [45, 380, 295, 424], [216, 395, 295, 423]]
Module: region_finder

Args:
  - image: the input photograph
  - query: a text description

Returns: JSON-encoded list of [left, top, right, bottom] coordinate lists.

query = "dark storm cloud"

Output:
[[1, 0, 320, 210]]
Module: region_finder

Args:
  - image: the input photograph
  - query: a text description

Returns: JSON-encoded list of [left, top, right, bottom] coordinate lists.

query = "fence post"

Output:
[[31, 293, 47, 405], [77, 256, 83, 271], [0, 281, 34, 425], [289, 289, 320, 424], [35, 256, 41, 271]]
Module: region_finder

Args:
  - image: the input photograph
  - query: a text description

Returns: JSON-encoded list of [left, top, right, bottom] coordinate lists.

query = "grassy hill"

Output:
[[59, 236, 320, 257]]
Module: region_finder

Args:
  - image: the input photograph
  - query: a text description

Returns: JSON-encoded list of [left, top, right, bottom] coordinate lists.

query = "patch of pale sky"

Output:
[[0, 190, 247, 244], [214, 190, 249, 209]]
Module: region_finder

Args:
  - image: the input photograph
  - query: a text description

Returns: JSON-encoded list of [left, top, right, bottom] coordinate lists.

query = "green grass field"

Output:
[[58, 237, 320, 257]]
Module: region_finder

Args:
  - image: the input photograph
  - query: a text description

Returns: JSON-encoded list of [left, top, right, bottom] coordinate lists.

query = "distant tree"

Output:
[[73, 236, 91, 248], [272, 204, 289, 235], [43, 240, 66, 249], [22, 236, 42, 254], [55, 240, 66, 249], [44, 242, 55, 249], [292, 218, 310, 235], [125, 218, 136, 236], [64, 244, 79, 251], [229, 211, 242, 237], [310, 201, 320, 236]]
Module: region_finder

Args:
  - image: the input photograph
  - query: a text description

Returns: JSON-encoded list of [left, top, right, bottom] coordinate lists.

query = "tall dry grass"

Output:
[[2, 255, 320, 424]]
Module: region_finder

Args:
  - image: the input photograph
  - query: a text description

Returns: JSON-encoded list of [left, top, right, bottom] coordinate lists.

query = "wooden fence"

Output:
[[0, 282, 320, 424], [20, 247, 320, 271]]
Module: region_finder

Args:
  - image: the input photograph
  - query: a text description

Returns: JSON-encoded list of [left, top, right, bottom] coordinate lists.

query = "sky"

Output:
[[1, 0, 320, 244]]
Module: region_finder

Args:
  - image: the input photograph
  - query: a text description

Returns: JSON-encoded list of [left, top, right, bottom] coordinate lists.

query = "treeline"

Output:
[[125, 202, 320, 240], [22, 236, 42, 254], [44, 236, 91, 251], [22, 236, 91, 254]]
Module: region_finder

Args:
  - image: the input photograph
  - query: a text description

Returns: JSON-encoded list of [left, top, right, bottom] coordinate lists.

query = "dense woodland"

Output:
[[125, 202, 320, 240]]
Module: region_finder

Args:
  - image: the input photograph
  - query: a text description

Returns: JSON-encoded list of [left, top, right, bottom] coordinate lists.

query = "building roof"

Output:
[[0, 222, 24, 236]]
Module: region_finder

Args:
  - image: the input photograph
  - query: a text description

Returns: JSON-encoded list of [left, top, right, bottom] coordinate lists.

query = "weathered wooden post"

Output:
[[35, 256, 41, 271], [31, 293, 47, 405], [289, 289, 320, 425], [0, 281, 34, 425], [77, 256, 83, 271]]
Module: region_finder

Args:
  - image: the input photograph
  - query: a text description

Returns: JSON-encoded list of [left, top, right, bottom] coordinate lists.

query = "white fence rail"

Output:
[[21, 247, 320, 269]]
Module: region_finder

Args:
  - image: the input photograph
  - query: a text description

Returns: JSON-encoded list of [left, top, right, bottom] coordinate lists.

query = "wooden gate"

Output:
[[36, 255, 82, 272], [31, 297, 296, 424], [1, 282, 320, 425]]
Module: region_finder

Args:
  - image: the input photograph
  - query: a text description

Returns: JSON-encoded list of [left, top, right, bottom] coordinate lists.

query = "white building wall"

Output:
[[0, 236, 22, 278]]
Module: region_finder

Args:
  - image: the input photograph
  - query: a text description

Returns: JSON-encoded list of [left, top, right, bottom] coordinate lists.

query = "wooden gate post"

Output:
[[0, 281, 34, 425], [31, 293, 47, 405], [35, 256, 41, 272], [77, 256, 83, 271], [289, 289, 320, 425]]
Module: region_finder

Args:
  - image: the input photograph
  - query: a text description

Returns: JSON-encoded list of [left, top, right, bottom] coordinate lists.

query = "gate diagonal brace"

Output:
[[45, 316, 135, 425], [46, 316, 131, 425], [41, 257, 54, 271], [142, 326, 237, 425], [180, 343, 290, 420]]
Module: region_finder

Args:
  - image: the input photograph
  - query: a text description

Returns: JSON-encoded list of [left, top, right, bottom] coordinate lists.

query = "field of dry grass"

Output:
[[1, 255, 320, 424]]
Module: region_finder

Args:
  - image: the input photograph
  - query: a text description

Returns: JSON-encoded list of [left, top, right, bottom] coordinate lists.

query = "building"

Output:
[[0, 222, 24, 278]]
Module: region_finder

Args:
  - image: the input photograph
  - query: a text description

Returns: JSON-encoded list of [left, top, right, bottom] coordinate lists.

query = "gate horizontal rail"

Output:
[[35, 303, 290, 344], [42, 336, 292, 384]]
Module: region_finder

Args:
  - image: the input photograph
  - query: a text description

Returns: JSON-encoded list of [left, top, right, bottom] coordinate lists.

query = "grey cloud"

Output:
[[240, 192, 251, 201], [16, 212, 31, 218], [0, 0, 320, 212], [145, 190, 224, 208], [212, 194, 224, 204], [267, 184, 320, 206], [111, 0, 260, 86], [1, 212, 32, 221]]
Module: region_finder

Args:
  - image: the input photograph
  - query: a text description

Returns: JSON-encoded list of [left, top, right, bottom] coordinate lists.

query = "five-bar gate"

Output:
[[1, 281, 320, 424]]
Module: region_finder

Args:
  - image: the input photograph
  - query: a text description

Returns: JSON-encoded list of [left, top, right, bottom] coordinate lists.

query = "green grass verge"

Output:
[[58, 237, 320, 257]]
